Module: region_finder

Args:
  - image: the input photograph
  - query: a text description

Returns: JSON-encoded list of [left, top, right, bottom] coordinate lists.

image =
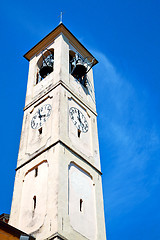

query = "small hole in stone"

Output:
[[38, 127, 42, 134], [35, 167, 38, 177], [78, 129, 81, 138], [80, 199, 83, 212], [33, 196, 36, 210]]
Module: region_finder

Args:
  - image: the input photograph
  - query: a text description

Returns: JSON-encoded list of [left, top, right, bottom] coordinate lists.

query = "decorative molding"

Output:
[[24, 80, 97, 117], [46, 232, 68, 240], [16, 140, 102, 176]]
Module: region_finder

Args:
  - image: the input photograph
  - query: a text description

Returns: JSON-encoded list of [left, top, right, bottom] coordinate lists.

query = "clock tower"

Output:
[[9, 24, 106, 240]]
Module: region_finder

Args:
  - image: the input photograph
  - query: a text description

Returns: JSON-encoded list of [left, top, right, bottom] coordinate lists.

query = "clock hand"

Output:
[[78, 110, 81, 122], [41, 114, 46, 117], [77, 111, 85, 129], [38, 109, 46, 120], [38, 109, 42, 120], [38, 109, 47, 119]]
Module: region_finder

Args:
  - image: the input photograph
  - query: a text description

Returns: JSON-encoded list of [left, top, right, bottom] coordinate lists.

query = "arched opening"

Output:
[[69, 51, 88, 87], [36, 48, 54, 84], [69, 50, 76, 74]]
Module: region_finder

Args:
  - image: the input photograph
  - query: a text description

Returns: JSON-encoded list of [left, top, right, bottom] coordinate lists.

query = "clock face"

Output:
[[31, 104, 52, 129], [69, 107, 88, 133]]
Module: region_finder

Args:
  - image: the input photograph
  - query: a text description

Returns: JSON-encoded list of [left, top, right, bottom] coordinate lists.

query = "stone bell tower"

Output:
[[9, 23, 106, 240]]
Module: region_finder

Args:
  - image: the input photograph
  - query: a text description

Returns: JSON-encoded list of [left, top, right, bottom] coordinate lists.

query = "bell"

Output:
[[39, 64, 53, 78], [71, 61, 87, 79], [39, 54, 54, 78]]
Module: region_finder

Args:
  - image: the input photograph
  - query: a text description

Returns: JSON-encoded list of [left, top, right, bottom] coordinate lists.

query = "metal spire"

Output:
[[58, 12, 63, 24]]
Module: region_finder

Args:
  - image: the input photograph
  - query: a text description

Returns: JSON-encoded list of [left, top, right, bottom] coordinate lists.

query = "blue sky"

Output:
[[0, 0, 160, 239]]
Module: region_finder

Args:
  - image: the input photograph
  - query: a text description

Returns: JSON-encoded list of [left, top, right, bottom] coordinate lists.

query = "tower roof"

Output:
[[24, 23, 98, 66]]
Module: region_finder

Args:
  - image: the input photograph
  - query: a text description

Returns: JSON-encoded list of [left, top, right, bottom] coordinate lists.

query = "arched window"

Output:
[[69, 50, 76, 74], [69, 51, 88, 87], [36, 49, 54, 84]]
